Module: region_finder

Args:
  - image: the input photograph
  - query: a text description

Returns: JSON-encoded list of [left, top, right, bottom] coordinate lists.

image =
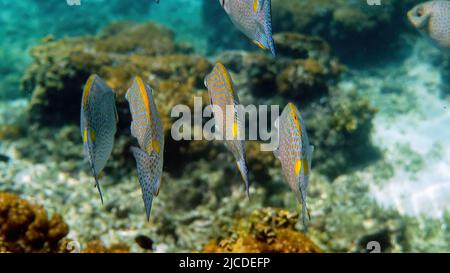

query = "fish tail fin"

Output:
[[94, 175, 104, 205], [131, 146, 159, 221], [236, 158, 250, 198]]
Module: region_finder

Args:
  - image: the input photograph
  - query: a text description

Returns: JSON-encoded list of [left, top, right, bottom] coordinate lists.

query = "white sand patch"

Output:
[[368, 56, 450, 219]]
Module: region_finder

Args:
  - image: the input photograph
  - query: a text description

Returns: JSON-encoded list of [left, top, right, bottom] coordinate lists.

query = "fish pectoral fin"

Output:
[[130, 146, 162, 220]]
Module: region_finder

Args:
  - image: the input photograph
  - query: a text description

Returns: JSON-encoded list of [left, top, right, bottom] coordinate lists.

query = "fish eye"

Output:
[[221, 0, 225, 7], [415, 7, 424, 17]]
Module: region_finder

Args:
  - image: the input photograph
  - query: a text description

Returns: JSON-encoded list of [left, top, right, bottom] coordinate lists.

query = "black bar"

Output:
[[0, 253, 447, 272]]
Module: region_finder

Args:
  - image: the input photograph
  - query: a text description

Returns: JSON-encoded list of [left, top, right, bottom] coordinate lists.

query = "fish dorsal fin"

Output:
[[130, 146, 163, 221]]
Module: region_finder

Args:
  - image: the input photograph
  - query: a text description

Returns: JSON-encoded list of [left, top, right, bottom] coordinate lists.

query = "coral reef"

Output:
[[270, 0, 423, 64], [21, 21, 211, 128], [306, 89, 379, 178], [0, 192, 68, 253], [203, 208, 321, 253]]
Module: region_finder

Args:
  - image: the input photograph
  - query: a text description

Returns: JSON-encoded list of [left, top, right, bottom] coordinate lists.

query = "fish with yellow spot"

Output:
[[407, 1, 450, 53], [126, 76, 164, 220], [80, 74, 118, 204], [204, 63, 250, 197], [219, 0, 276, 56], [274, 103, 314, 232]]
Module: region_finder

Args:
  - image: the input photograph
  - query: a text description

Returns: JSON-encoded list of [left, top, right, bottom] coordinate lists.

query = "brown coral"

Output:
[[203, 208, 321, 253], [0, 192, 132, 253], [0, 192, 68, 253]]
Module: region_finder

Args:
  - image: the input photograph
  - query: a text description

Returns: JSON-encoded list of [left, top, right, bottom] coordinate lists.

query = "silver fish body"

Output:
[[204, 63, 250, 197], [80, 74, 118, 204], [407, 1, 450, 52], [274, 103, 313, 231], [126, 76, 164, 220], [220, 0, 276, 56]]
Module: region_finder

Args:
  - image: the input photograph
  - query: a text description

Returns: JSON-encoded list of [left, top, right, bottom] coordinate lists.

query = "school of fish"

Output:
[[79, 1, 448, 229]]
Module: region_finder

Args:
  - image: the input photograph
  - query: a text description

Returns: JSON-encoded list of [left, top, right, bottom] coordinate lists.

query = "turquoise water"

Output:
[[0, 0, 449, 252]]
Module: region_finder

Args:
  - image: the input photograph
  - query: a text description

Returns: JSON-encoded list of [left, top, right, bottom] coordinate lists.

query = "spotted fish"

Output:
[[219, 0, 276, 56], [126, 76, 164, 220], [80, 74, 118, 204], [204, 63, 250, 197], [274, 103, 314, 231], [407, 1, 450, 52]]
